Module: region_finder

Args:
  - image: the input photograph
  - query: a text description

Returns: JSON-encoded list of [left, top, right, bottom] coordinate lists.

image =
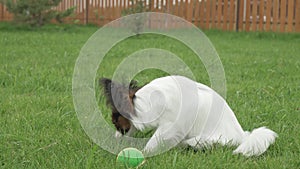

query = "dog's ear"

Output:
[[129, 80, 138, 89], [99, 78, 116, 109], [99, 78, 112, 97], [100, 77, 140, 118], [129, 79, 140, 99]]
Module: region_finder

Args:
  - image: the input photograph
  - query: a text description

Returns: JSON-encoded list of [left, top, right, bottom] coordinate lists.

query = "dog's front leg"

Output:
[[142, 130, 163, 153], [126, 125, 137, 136], [143, 124, 184, 156]]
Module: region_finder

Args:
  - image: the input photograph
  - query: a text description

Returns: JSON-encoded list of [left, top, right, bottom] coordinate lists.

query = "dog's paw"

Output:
[[115, 131, 123, 138]]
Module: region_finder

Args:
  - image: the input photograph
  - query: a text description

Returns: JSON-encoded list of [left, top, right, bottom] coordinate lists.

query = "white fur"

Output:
[[233, 127, 277, 156], [127, 76, 277, 156]]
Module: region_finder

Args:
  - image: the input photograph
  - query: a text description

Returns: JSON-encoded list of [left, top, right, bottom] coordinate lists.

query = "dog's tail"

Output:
[[233, 127, 278, 157]]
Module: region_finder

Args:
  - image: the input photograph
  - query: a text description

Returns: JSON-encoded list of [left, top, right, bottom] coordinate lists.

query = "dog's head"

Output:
[[100, 78, 140, 135]]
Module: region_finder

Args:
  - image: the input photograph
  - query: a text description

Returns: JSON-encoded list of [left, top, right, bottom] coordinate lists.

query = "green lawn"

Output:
[[0, 23, 299, 169]]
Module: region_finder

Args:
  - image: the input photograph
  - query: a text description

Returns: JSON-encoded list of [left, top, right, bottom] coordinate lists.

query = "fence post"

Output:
[[85, 0, 89, 24], [236, 0, 240, 31]]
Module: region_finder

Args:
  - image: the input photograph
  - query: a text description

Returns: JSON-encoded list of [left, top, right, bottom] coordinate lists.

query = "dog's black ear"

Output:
[[129, 79, 142, 99], [99, 78, 112, 98], [100, 78, 112, 87], [129, 80, 138, 89]]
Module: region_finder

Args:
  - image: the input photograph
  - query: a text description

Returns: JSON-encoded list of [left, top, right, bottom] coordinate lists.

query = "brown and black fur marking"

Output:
[[99, 78, 141, 135]]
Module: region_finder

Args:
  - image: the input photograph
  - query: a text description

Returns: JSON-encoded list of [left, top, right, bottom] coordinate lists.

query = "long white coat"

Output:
[[129, 76, 277, 156]]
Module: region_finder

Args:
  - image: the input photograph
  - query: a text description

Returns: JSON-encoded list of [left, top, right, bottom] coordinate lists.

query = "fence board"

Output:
[[245, 0, 251, 31], [194, 0, 200, 27], [184, 0, 188, 20], [272, 0, 279, 31], [238, 0, 244, 31], [173, 0, 179, 16], [165, 0, 169, 13], [186, 0, 193, 22], [217, 0, 222, 28], [211, 0, 217, 28], [259, 0, 264, 31], [61, 0, 65, 11], [280, 0, 286, 32], [110, 0, 114, 20], [205, 0, 211, 29], [223, 0, 229, 30], [200, 0, 205, 28], [252, 0, 258, 31], [265, 0, 271, 31], [229, 0, 235, 30], [101, 0, 104, 22], [287, 0, 294, 32]]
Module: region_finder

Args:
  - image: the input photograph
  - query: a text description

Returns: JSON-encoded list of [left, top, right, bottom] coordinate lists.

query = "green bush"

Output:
[[121, 0, 150, 35], [0, 0, 75, 27], [122, 0, 149, 15]]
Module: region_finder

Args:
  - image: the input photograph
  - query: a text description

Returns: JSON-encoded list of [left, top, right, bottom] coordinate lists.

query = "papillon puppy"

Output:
[[100, 75, 277, 157]]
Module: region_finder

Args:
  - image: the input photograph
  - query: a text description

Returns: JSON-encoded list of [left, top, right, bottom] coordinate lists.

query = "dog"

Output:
[[100, 75, 277, 157]]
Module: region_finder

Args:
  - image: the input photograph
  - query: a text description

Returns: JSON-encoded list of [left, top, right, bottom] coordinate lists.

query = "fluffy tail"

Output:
[[233, 127, 278, 157]]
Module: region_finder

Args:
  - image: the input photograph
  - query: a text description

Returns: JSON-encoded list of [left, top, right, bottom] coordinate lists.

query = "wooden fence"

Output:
[[0, 0, 299, 32]]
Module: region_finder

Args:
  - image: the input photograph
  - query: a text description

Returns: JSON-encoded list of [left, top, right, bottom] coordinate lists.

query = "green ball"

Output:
[[116, 148, 145, 168]]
